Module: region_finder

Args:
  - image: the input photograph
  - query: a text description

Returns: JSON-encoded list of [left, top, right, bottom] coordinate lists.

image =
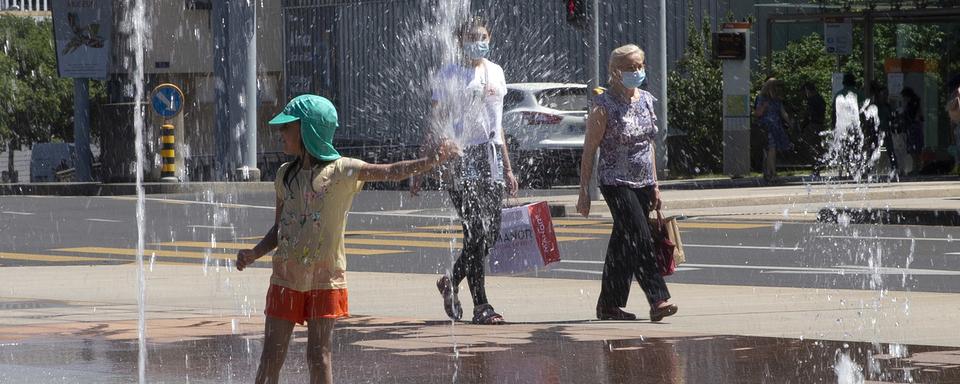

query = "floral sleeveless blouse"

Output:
[[594, 90, 658, 188]]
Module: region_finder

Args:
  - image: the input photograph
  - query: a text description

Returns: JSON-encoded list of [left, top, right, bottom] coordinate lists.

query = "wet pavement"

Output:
[[2, 315, 959, 383]]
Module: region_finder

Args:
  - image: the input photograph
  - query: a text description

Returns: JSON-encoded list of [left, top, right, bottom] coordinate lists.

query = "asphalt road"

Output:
[[3, 190, 960, 294]]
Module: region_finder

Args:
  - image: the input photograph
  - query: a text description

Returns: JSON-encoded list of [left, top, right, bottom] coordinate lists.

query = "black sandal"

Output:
[[471, 304, 505, 325], [436, 275, 462, 321], [649, 302, 678, 322]]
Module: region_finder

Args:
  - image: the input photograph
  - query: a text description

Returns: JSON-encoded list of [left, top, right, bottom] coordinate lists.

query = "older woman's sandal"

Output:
[[649, 302, 678, 322], [471, 304, 504, 325]]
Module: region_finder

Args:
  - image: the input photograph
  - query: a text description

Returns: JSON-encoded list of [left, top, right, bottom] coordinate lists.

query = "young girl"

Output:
[[236, 94, 457, 384]]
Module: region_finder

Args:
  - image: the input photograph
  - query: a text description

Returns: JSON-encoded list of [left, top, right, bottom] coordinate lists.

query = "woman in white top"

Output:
[[412, 16, 518, 324]]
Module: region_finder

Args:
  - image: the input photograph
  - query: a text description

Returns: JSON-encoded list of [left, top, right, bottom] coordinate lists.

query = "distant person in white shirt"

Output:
[[947, 74, 960, 125]]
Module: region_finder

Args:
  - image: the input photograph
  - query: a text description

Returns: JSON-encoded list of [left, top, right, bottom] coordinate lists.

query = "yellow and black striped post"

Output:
[[160, 123, 177, 181]]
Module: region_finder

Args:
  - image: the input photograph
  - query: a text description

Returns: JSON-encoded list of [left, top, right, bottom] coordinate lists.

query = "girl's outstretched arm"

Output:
[[237, 197, 282, 271], [358, 140, 460, 182]]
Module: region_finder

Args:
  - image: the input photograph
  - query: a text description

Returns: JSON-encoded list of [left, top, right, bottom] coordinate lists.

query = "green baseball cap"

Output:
[[269, 94, 341, 161]]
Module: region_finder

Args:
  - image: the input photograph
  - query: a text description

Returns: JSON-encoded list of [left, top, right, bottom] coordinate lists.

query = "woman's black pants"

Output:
[[448, 180, 504, 306], [597, 185, 671, 308]]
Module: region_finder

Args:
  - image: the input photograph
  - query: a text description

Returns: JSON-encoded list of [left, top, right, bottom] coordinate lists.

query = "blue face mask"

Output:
[[620, 69, 646, 88], [463, 41, 490, 60]]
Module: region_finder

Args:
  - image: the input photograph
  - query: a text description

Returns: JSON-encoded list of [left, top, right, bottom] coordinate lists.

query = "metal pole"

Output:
[[73, 78, 92, 182], [212, 0, 229, 181], [6, 139, 14, 182], [160, 122, 177, 182], [237, 0, 259, 181], [863, 14, 874, 92], [656, 0, 668, 178], [227, 0, 242, 178], [587, 0, 600, 200]]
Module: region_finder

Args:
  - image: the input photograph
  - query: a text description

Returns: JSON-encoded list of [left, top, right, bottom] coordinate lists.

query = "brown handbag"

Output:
[[650, 210, 685, 276]]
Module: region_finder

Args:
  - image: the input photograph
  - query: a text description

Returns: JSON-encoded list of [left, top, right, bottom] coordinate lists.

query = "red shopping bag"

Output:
[[488, 201, 561, 275]]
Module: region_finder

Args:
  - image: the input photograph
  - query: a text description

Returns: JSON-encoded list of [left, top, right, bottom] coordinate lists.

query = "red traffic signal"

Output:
[[566, 0, 588, 29]]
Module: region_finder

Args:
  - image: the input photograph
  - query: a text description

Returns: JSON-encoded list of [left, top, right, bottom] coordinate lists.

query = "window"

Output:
[[503, 90, 526, 111], [536, 88, 589, 111]]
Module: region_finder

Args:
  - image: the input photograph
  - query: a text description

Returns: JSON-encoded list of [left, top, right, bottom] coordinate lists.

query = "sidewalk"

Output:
[[513, 178, 960, 223], [2, 264, 958, 382], [0, 264, 952, 346], [3, 176, 960, 381]]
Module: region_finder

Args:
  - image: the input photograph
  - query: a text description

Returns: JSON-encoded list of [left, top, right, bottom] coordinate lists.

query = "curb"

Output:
[[0, 182, 274, 196], [817, 208, 960, 226], [553, 184, 960, 220]]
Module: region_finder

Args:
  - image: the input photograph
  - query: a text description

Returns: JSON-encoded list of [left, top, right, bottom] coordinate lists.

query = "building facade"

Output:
[[12, 0, 958, 181]]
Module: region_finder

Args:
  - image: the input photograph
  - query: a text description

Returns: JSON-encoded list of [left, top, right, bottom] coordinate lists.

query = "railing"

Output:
[[1, 0, 50, 11]]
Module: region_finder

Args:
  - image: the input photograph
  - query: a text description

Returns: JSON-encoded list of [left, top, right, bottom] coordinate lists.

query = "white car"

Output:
[[502, 83, 590, 188]]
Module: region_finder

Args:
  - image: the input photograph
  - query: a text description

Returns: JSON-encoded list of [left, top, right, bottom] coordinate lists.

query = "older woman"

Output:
[[577, 44, 677, 322]]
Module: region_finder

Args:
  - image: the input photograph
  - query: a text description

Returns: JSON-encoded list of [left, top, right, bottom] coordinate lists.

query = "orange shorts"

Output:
[[264, 284, 349, 325]]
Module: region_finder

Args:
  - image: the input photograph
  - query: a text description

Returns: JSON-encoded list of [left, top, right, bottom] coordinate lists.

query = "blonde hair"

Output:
[[607, 44, 645, 83], [759, 78, 784, 100]]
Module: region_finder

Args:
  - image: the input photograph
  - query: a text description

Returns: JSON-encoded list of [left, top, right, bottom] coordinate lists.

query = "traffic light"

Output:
[[566, 0, 588, 29]]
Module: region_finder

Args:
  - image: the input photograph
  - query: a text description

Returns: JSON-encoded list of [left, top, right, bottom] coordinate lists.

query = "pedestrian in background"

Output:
[[946, 75, 960, 172], [900, 87, 924, 173], [754, 78, 793, 182], [831, 73, 865, 177], [411, 16, 518, 325], [948, 75, 960, 126], [801, 82, 826, 176], [576, 44, 677, 322], [868, 81, 897, 175], [236, 95, 458, 384]]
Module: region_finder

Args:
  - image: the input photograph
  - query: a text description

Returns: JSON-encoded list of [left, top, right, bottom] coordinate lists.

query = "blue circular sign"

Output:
[[151, 84, 184, 118]]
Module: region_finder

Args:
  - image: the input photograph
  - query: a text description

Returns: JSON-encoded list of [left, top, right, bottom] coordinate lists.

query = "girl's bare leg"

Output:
[[255, 316, 296, 384], [306, 318, 336, 384]]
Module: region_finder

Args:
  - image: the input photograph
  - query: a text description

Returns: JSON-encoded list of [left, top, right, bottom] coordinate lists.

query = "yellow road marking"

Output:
[[52, 247, 263, 261], [243, 231, 595, 244], [151, 261, 202, 267], [345, 230, 404, 236], [416, 225, 464, 231], [550, 219, 610, 226], [679, 222, 770, 229], [149, 242, 406, 256], [371, 225, 607, 239], [105, 196, 193, 205], [239, 230, 396, 241], [0, 252, 114, 263], [420, 223, 609, 233], [347, 231, 595, 242], [576, 222, 769, 230], [345, 238, 456, 249], [553, 228, 611, 235]]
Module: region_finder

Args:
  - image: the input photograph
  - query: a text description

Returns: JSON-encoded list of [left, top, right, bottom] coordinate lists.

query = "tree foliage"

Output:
[[0, 15, 106, 151], [757, 33, 835, 118], [666, 13, 723, 175]]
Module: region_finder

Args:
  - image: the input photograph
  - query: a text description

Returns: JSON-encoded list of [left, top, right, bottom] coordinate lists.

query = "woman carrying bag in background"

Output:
[[576, 44, 677, 322]]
